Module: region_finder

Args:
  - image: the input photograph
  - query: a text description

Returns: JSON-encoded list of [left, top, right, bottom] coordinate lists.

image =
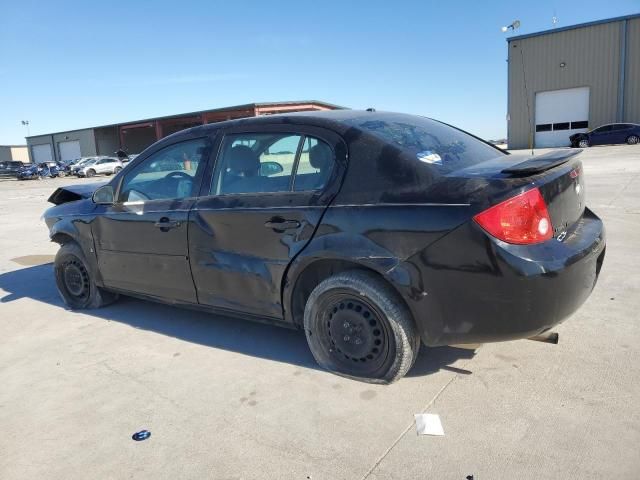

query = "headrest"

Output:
[[309, 143, 332, 171], [227, 145, 259, 176]]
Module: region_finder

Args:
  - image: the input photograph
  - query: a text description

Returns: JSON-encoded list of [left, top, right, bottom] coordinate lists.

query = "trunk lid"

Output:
[[450, 149, 586, 240]]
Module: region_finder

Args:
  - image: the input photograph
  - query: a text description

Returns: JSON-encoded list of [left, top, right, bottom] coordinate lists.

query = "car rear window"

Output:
[[343, 114, 505, 174]]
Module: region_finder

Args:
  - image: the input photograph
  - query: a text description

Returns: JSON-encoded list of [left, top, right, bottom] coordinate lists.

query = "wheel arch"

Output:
[[51, 232, 76, 245], [285, 256, 414, 330]]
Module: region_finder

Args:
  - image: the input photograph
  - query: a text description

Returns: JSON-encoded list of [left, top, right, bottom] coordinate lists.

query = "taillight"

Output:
[[473, 187, 553, 244]]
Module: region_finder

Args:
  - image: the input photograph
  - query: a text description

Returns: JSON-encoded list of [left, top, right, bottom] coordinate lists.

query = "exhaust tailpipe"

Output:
[[528, 331, 559, 344]]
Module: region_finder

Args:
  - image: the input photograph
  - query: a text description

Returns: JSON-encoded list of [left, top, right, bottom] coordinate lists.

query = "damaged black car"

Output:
[[44, 110, 605, 383]]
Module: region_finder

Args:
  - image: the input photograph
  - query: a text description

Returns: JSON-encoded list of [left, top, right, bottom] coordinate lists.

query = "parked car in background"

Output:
[[44, 110, 605, 383], [571, 123, 640, 148], [70, 157, 100, 175], [0, 161, 26, 177], [75, 157, 123, 177], [17, 162, 61, 180]]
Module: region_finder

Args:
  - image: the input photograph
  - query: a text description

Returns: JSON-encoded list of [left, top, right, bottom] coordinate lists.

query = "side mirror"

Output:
[[260, 161, 284, 177], [92, 185, 115, 205]]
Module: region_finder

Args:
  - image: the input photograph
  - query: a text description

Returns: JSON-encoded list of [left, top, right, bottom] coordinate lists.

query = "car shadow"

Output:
[[0, 263, 476, 376]]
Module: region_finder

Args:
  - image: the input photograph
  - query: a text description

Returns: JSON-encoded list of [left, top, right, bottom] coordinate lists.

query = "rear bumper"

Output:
[[398, 208, 605, 346]]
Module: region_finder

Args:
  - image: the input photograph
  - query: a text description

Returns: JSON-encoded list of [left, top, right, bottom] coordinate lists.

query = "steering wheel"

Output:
[[165, 171, 192, 180]]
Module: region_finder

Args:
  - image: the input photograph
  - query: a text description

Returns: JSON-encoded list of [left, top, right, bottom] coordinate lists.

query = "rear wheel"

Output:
[[627, 135, 639, 145], [54, 242, 118, 309], [86, 169, 96, 178], [114, 166, 122, 174], [304, 270, 420, 384], [578, 139, 590, 148]]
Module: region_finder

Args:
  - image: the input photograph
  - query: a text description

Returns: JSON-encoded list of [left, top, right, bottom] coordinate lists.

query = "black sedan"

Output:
[[44, 111, 605, 383], [570, 123, 640, 148]]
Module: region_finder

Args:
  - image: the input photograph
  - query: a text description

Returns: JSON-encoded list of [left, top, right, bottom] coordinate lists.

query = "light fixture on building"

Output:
[[560, 62, 566, 68], [501, 20, 521, 32]]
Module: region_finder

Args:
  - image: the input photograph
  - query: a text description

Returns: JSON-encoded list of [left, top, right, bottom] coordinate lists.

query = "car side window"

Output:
[[119, 138, 208, 202], [210, 133, 335, 195], [293, 136, 334, 191], [211, 133, 302, 195]]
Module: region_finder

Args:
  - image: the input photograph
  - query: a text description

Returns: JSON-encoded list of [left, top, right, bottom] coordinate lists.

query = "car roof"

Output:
[[167, 110, 412, 140]]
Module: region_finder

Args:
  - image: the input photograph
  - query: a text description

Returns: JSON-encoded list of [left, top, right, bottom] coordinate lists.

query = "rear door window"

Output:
[[210, 133, 335, 195], [293, 137, 334, 191]]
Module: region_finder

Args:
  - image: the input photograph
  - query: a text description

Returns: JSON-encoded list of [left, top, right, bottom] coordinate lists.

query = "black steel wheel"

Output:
[[54, 242, 118, 309], [61, 258, 91, 301], [319, 293, 393, 374], [304, 270, 420, 384], [627, 135, 639, 145]]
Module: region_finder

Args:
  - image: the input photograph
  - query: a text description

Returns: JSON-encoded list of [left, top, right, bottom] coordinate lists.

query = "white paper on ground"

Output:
[[414, 413, 444, 436]]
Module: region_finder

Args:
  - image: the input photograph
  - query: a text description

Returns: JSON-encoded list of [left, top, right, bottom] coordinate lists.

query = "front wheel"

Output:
[[54, 242, 118, 309], [578, 139, 590, 148], [86, 169, 96, 178], [627, 135, 639, 145], [114, 166, 122, 174], [304, 270, 420, 384]]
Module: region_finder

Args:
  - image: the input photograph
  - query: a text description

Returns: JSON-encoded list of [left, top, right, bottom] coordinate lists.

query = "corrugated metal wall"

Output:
[[508, 19, 636, 149], [27, 129, 97, 162], [624, 17, 640, 123]]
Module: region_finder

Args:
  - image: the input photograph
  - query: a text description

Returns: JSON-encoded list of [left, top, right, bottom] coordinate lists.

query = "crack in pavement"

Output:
[[360, 360, 472, 480]]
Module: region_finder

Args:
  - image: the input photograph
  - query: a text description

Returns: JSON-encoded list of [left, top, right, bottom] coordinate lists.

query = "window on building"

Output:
[[535, 124, 552, 132], [571, 121, 588, 129], [553, 122, 570, 131]]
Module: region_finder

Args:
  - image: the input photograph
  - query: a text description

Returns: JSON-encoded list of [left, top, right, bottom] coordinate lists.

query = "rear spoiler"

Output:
[[502, 149, 582, 176]]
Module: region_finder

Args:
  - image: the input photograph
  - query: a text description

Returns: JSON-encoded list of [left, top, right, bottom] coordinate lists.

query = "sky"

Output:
[[0, 0, 638, 144]]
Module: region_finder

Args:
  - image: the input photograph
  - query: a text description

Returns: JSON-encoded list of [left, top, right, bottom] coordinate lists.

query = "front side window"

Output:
[[119, 138, 208, 202]]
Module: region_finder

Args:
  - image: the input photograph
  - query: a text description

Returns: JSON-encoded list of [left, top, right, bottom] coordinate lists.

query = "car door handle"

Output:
[[264, 219, 301, 230], [154, 217, 182, 230]]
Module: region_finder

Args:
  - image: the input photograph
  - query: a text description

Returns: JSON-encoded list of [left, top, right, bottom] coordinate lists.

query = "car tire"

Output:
[[304, 270, 420, 384], [54, 242, 118, 309], [114, 166, 122, 174], [58, 171, 66, 178], [86, 169, 96, 178], [578, 139, 590, 148], [627, 135, 639, 146]]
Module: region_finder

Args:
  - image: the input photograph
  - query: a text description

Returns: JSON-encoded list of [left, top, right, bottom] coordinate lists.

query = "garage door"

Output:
[[58, 140, 81, 162], [32, 144, 53, 163], [535, 87, 590, 148]]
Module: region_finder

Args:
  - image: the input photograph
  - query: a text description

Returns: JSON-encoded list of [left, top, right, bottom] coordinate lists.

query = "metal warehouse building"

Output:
[[25, 100, 341, 164], [508, 13, 640, 149], [0, 145, 29, 163]]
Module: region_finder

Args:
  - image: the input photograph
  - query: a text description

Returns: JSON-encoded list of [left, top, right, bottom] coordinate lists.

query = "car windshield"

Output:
[[343, 113, 505, 174]]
